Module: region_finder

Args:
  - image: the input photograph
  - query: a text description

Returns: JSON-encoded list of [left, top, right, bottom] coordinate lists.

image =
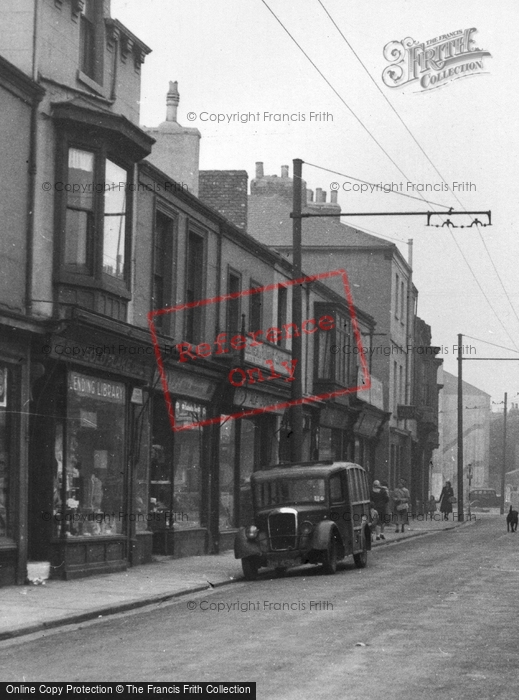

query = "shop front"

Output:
[[218, 384, 286, 549], [0, 320, 34, 586], [318, 403, 357, 463], [353, 375, 389, 480], [29, 320, 155, 579], [149, 366, 219, 558]]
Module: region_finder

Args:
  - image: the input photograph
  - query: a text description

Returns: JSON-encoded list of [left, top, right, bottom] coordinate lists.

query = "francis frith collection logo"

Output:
[[382, 28, 491, 91]]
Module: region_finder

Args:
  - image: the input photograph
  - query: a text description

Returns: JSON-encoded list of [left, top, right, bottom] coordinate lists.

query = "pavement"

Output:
[[0, 513, 477, 642]]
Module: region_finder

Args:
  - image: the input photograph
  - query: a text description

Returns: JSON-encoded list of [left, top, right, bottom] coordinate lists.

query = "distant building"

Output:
[[247, 163, 427, 488], [432, 371, 490, 500]]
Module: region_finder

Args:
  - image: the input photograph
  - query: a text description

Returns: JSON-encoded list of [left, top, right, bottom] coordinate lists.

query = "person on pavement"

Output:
[[426, 494, 437, 520], [438, 480, 455, 520], [371, 479, 389, 540], [392, 478, 410, 533]]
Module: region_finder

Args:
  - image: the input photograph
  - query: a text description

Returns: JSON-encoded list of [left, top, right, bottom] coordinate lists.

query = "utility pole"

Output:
[[291, 158, 304, 463], [501, 392, 507, 515], [457, 333, 464, 521]]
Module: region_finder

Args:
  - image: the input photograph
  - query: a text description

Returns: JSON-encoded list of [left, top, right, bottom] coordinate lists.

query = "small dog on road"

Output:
[[507, 506, 518, 532]]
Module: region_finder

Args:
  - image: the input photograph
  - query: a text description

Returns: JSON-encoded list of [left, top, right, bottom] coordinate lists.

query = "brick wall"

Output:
[[199, 170, 248, 230]]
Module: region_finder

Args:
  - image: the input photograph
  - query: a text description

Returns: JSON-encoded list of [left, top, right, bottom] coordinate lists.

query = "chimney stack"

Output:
[[255, 162, 264, 179], [281, 165, 289, 178], [166, 81, 180, 122]]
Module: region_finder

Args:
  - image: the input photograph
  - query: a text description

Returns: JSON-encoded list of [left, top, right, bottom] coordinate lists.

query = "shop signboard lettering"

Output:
[[159, 368, 216, 402], [234, 387, 285, 413], [69, 372, 125, 404], [50, 337, 150, 380]]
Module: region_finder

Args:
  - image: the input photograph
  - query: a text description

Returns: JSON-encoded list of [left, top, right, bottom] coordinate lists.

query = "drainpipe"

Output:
[[26, 0, 41, 316]]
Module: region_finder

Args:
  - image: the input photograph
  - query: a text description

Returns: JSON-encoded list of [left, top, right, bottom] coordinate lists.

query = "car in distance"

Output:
[[469, 488, 501, 510], [234, 461, 372, 580]]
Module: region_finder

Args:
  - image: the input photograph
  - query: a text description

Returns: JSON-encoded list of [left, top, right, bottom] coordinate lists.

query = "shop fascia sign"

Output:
[[156, 368, 217, 402], [243, 342, 293, 377]]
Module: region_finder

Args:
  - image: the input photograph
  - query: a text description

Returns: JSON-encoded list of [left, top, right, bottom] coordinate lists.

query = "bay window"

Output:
[[314, 303, 354, 387], [61, 144, 130, 287]]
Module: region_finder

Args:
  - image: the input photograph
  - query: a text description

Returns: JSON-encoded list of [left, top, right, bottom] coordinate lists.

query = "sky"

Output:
[[112, 0, 519, 406]]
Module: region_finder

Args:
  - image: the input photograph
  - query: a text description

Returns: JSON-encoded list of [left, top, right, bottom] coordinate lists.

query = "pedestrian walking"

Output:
[[370, 480, 389, 540], [392, 478, 410, 533], [426, 494, 437, 520], [369, 500, 380, 542], [438, 480, 455, 520]]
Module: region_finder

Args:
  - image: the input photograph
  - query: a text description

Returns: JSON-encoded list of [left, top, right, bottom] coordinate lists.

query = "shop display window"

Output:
[[53, 372, 126, 537], [319, 427, 333, 460], [219, 418, 235, 530], [0, 366, 12, 539], [171, 400, 206, 529]]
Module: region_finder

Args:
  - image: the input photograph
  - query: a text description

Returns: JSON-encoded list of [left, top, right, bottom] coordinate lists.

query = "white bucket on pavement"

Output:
[[27, 561, 51, 584]]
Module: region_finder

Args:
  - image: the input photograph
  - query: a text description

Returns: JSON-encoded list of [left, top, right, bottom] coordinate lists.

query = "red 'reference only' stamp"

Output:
[[148, 269, 370, 431]]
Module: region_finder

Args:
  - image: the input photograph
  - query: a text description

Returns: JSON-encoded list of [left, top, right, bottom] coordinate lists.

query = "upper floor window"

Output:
[[249, 280, 262, 335], [103, 160, 127, 279], [395, 273, 400, 319], [152, 211, 175, 333], [400, 280, 405, 322], [393, 360, 398, 410], [277, 285, 288, 347], [62, 146, 130, 287], [185, 231, 205, 344], [314, 304, 352, 387], [227, 270, 241, 338], [80, 1, 96, 79], [64, 148, 94, 274]]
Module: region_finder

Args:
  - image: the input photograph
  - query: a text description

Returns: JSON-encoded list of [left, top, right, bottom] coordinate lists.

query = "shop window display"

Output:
[[172, 401, 206, 529], [219, 418, 235, 530], [53, 372, 126, 537], [0, 366, 11, 538]]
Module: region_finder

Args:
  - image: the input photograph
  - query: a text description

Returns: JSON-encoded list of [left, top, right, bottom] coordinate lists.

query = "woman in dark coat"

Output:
[[370, 480, 389, 540], [438, 480, 454, 520]]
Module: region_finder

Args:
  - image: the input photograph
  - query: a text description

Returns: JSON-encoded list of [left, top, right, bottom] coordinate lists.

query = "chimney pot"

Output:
[[330, 190, 338, 204], [255, 162, 264, 179], [166, 80, 180, 122], [307, 189, 314, 202], [316, 187, 323, 202], [321, 192, 327, 202], [281, 165, 289, 178]]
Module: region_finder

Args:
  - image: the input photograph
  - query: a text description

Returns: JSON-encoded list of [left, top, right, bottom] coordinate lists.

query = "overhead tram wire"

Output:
[[318, 0, 519, 337], [259, 0, 441, 199], [463, 336, 519, 354], [305, 162, 519, 350], [303, 162, 451, 210], [260, 0, 519, 350]]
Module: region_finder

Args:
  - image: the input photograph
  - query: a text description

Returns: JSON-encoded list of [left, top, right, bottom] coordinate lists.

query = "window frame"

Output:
[[79, 0, 104, 88], [151, 208, 176, 335], [184, 227, 207, 344], [55, 131, 134, 299], [276, 284, 288, 348], [226, 268, 242, 338], [395, 273, 400, 319], [314, 303, 352, 388], [249, 278, 263, 334]]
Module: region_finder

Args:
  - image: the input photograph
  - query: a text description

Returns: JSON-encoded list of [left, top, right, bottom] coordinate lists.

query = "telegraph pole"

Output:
[[501, 392, 507, 515], [291, 158, 304, 462], [457, 333, 464, 521]]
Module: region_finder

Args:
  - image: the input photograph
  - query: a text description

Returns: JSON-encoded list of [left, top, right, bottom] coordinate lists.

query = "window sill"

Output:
[[77, 70, 108, 98], [56, 270, 132, 300]]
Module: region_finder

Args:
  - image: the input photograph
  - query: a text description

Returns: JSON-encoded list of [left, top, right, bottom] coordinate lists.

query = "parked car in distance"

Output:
[[469, 488, 501, 510], [234, 461, 372, 580]]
